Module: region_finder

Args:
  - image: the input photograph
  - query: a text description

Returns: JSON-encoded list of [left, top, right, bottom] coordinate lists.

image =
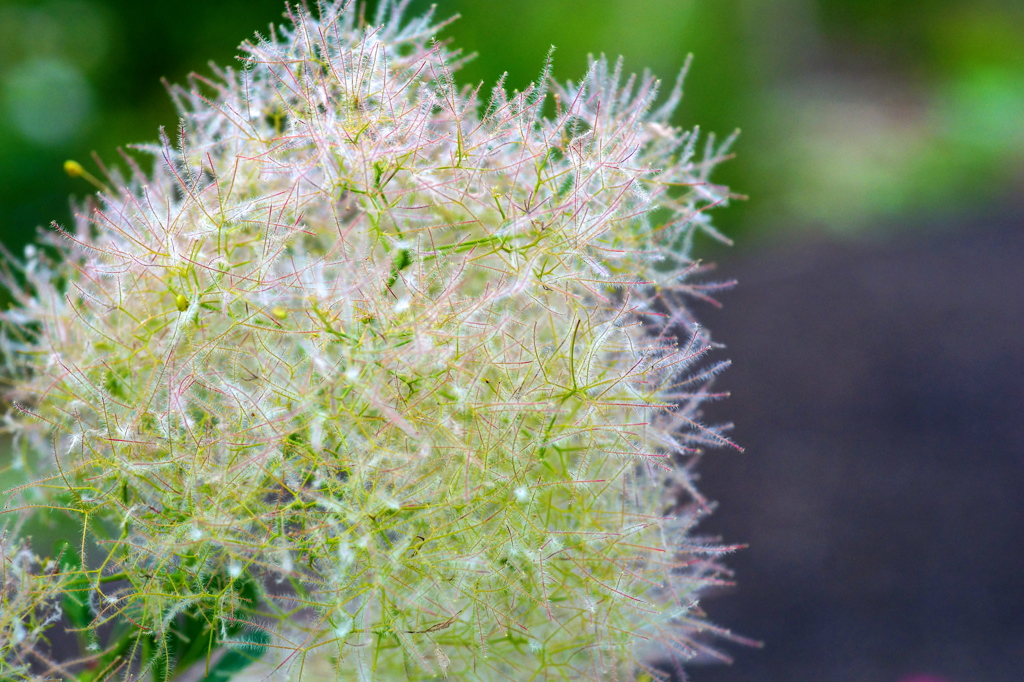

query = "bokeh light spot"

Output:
[[2, 57, 94, 145]]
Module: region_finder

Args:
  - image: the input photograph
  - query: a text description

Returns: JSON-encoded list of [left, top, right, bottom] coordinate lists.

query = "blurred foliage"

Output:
[[0, 0, 1021, 254]]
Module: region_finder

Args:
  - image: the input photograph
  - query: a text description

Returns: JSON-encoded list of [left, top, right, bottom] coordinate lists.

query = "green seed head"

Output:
[[1, 2, 742, 679]]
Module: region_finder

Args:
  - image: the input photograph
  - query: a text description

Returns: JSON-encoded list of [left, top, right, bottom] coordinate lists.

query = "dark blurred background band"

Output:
[[695, 208, 1024, 681]]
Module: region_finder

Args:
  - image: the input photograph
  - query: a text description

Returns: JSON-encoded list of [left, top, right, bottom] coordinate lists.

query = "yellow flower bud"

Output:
[[64, 160, 84, 178]]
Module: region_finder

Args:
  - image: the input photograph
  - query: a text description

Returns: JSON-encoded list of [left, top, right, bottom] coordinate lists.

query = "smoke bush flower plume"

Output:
[[0, 1, 746, 679]]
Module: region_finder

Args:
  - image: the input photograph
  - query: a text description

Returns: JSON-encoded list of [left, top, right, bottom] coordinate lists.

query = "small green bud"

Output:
[[175, 294, 188, 312]]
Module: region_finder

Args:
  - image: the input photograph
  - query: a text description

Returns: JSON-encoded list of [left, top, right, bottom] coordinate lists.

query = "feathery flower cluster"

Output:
[[0, 534, 68, 679], [1, 1, 743, 679]]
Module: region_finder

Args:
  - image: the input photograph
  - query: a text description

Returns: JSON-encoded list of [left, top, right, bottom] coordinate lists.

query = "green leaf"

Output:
[[55, 542, 93, 632], [149, 632, 170, 682], [171, 609, 216, 675], [198, 628, 270, 682], [385, 248, 412, 289]]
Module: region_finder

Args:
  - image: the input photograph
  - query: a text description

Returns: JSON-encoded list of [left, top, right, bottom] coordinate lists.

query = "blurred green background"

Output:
[[1, 0, 1022, 253]]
